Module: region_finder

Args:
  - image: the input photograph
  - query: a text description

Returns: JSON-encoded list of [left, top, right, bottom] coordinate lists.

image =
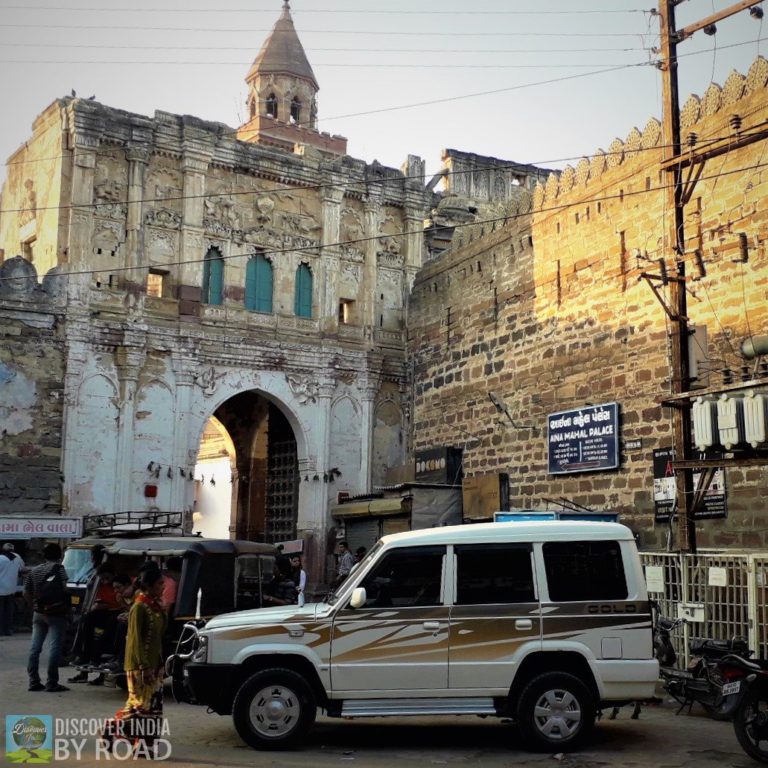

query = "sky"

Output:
[[0, 0, 766, 185]]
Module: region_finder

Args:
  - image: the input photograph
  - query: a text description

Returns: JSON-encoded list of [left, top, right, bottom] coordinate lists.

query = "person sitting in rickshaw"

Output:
[[96, 574, 136, 673], [69, 565, 124, 684], [262, 556, 297, 607], [160, 557, 182, 615]]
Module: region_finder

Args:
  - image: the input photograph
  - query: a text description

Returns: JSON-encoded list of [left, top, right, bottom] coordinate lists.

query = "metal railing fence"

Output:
[[640, 550, 768, 666]]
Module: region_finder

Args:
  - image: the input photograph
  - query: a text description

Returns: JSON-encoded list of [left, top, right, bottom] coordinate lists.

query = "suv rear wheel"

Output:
[[232, 668, 316, 750], [516, 671, 595, 751]]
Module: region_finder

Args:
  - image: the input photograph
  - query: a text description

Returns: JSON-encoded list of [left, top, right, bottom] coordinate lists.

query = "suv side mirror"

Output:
[[349, 587, 367, 609]]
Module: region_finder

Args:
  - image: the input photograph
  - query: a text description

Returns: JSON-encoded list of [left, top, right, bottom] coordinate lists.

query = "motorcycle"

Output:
[[653, 601, 752, 718], [726, 656, 768, 763]]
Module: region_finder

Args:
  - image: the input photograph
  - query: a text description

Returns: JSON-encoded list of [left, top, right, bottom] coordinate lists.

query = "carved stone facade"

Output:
[[424, 149, 555, 261], [0, 3, 429, 586]]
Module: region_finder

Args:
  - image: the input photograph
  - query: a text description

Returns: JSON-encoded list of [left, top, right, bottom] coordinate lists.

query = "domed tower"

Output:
[[239, 1, 346, 155]]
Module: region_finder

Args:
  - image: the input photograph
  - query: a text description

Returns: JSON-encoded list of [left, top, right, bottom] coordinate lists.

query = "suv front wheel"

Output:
[[232, 668, 316, 750], [516, 671, 595, 751]]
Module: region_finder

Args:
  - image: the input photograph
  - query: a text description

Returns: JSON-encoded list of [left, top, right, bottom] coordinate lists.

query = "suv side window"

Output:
[[455, 544, 535, 605], [358, 546, 444, 608], [543, 540, 628, 601]]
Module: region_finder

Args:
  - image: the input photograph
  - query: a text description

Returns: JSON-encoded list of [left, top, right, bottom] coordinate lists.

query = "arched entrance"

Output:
[[194, 390, 299, 544], [192, 416, 235, 538]]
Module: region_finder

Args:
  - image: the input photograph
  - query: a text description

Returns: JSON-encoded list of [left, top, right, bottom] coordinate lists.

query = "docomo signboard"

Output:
[[0, 516, 83, 539], [547, 402, 620, 475]]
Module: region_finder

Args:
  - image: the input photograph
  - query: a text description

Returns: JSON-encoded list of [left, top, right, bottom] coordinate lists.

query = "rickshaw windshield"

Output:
[[63, 548, 94, 584]]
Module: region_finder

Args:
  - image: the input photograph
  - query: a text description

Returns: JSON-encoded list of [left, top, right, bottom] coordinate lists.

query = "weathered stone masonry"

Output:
[[0, 258, 66, 514], [409, 58, 768, 549]]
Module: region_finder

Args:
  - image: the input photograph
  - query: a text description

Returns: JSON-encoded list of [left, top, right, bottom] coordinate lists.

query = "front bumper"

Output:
[[185, 662, 238, 715]]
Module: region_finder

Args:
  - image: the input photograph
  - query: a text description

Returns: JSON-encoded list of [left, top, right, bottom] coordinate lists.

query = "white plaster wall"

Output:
[[64, 360, 372, 545], [70, 373, 119, 513], [133, 379, 176, 510], [329, 394, 363, 501], [192, 458, 232, 538], [372, 399, 404, 488]]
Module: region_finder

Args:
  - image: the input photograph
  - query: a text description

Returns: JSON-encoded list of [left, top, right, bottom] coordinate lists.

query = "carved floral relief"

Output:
[[286, 373, 319, 404]]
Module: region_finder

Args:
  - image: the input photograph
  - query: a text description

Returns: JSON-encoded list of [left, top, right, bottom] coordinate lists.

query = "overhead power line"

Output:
[[0, 60, 639, 68], [4, 125, 755, 176], [1, 158, 765, 283], [290, 64, 650, 121], [0, 23, 649, 37], [4, 115, 760, 214], [0, 33, 758, 80], [1, 5, 649, 14], [0, 43, 651, 54], [0, 35, 761, 171], [3, 62, 653, 171]]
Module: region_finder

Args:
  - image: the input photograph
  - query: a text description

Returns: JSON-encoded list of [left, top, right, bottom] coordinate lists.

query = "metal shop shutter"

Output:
[[381, 516, 410, 537], [345, 518, 380, 554]]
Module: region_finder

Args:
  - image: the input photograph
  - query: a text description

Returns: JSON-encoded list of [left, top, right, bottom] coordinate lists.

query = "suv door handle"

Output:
[[515, 619, 533, 630], [423, 621, 441, 631]]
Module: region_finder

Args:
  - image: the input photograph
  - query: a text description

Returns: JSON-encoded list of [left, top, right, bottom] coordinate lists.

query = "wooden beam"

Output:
[[674, 456, 768, 469], [676, 0, 765, 41], [659, 377, 768, 406], [660, 123, 768, 171]]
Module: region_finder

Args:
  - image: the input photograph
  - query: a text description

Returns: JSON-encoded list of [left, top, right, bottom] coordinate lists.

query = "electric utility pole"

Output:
[[658, 0, 694, 552], [656, 0, 765, 553]]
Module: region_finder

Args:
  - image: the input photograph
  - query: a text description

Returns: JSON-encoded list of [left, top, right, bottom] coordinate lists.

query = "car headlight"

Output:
[[192, 635, 209, 663]]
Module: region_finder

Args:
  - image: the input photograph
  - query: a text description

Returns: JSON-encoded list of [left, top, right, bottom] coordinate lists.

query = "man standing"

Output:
[[24, 543, 70, 692], [0, 543, 25, 635], [335, 541, 355, 587]]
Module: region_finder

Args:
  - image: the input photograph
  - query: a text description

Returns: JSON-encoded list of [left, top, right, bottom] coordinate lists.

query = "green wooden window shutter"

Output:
[[245, 254, 273, 313], [202, 248, 223, 306], [295, 263, 312, 318]]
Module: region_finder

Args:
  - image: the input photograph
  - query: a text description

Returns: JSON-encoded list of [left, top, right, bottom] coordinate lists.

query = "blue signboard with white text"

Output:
[[547, 402, 620, 475]]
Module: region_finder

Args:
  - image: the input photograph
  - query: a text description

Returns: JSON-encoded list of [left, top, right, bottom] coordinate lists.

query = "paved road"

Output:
[[0, 633, 756, 767]]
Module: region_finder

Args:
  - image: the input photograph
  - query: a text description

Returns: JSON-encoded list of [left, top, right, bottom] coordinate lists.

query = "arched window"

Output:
[[249, 98, 256, 119], [245, 253, 273, 313], [202, 247, 224, 306], [266, 93, 278, 119], [294, 263, 313, 318], [290, 97, 301, 124]]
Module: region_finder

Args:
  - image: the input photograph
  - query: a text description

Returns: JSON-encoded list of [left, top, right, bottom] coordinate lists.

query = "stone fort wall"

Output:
[[408, 58, 768, 549]]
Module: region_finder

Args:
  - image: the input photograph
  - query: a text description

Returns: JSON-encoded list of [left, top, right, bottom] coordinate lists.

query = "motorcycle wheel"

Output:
[[734, 689, 768, 763]]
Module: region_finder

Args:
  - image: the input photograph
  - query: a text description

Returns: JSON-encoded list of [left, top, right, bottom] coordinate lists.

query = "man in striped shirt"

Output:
[[23, 543, 70, 692]]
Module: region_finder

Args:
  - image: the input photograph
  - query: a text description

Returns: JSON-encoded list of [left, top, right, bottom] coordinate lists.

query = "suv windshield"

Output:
[[326, 540, 383, 604]]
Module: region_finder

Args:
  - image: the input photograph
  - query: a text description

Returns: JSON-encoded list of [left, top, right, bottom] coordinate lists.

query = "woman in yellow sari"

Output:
[[123, 563, 166, 715], [103, 562, 167, 750]]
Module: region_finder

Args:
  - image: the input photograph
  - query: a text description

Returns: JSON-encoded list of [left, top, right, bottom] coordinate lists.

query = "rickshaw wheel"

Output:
[[233, 668, 316, 750]]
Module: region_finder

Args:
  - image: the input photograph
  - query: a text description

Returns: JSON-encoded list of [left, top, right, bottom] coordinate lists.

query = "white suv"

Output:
[[181, 521, 657, 751]]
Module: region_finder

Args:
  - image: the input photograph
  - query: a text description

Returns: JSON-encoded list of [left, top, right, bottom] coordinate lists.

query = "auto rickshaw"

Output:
[[66, 536, 278, 688]]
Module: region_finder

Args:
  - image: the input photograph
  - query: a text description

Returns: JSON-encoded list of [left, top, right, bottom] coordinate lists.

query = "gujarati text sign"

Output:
[[0, 516, 82, 539], [547, 402, 619, 475]]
